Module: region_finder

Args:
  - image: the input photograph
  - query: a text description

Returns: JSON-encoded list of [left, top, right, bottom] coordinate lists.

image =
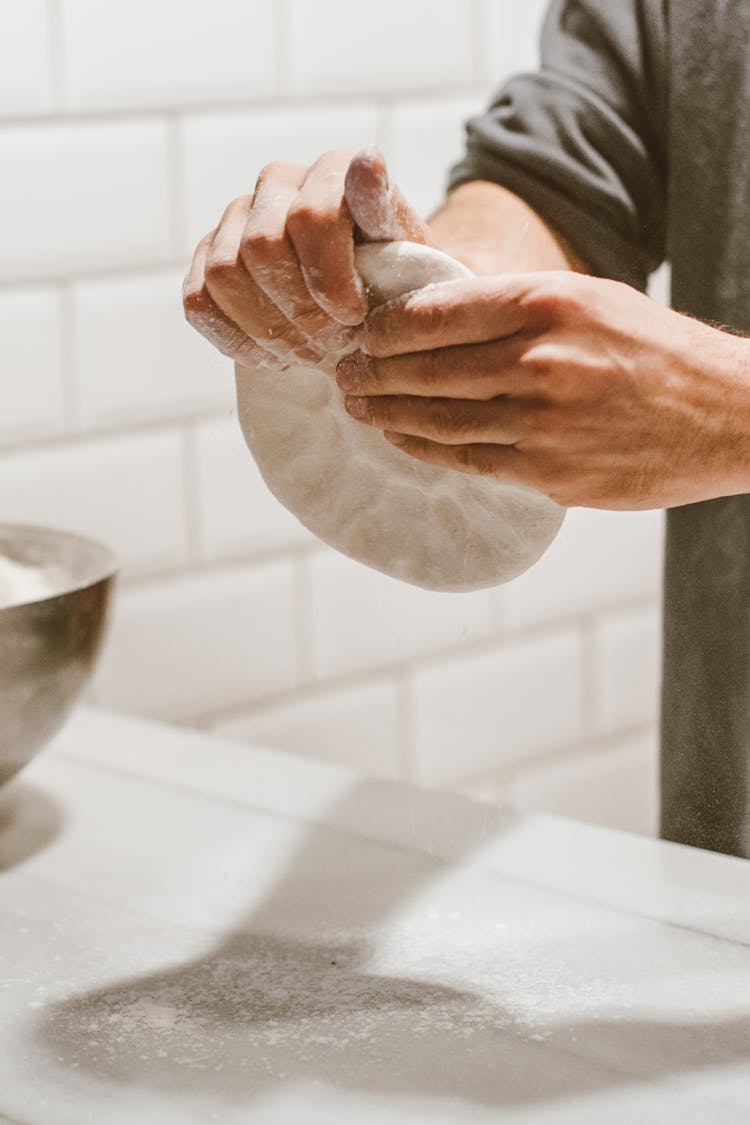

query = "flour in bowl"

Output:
[[0, 554, 64, 609]]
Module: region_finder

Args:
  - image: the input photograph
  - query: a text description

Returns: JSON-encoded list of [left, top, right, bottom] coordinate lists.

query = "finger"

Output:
[[205, 196, 322, 364], [286, 149, 367, 326], [344, 145, 428, 243], [183, 232, 280, 368], [343, 393, 528, 445], [382, 432, 532, 482], [362, 275, 537, 357], [336, 337, 531, 399], [242, 161, 351, 352]]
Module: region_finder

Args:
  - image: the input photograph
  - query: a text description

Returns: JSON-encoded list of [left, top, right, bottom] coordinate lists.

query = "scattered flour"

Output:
[[0, 554, 64, 609]]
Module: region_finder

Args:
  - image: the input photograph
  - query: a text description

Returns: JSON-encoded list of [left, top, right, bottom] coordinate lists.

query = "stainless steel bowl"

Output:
[[0, 523, 117, 786]]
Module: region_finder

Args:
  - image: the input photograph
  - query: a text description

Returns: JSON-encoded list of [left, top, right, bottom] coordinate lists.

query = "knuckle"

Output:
[[373, 397, 392, 426], [254, 161, 292, 194], [429, 399, 460, 440], [285, 201, 326, 238], [524, 400, 556, 438], [204, 253, 239, 288], [240, 223, 283, 268], [525, 272, 582, 323], [182, 284, 210, 321]]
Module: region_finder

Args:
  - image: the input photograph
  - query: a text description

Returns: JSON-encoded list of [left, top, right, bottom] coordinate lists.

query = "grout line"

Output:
[[184, 607, 661, 730], [166, 113, 187, 260], [0, 86, 488, 129], [0, 257, 191, 293], [0, 400, 236, 457], [441, 720, 660, 800]]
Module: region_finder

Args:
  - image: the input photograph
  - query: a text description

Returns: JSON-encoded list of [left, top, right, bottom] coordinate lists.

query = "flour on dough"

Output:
[[235, 241, 563, 592]]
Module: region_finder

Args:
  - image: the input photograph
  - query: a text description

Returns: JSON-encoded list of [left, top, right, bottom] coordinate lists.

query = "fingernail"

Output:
[[344, 395, 368, 419], [384, 430, 407, 445]]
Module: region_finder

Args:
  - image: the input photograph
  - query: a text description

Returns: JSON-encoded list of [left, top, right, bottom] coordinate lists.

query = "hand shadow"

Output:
[[34, 775, 750, 1112]]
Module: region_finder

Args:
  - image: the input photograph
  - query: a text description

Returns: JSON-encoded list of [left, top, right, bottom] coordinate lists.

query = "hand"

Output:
[[335, 270, 750, 510], [182, 146, 427, 370]]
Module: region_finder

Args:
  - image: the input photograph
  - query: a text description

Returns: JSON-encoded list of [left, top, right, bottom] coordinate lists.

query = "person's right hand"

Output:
[[182, 146, 428, 371]]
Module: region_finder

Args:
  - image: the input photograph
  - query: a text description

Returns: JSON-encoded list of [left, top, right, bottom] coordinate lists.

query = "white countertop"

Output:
[[2, 707, 750, 1124]]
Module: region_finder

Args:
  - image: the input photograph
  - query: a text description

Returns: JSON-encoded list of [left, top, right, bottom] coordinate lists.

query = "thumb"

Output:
[[344, 146, 428, 244]]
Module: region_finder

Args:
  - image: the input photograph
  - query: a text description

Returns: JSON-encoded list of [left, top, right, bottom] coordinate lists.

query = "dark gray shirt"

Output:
[[449, 0, 750, 857]]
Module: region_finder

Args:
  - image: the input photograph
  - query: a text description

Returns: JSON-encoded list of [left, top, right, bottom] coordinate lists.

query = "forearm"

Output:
[[427, 180, 588, 276]]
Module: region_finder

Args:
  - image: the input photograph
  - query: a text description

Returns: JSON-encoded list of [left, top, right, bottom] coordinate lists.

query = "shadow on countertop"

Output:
[[33, 776, 750, 1113]]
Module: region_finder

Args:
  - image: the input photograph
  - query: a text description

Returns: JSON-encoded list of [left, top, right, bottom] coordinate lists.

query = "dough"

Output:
[[234, 241, 564, 592]]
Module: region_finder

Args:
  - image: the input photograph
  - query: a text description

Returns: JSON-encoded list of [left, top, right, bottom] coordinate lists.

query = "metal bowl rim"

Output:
[[0, 522, 118, 610]]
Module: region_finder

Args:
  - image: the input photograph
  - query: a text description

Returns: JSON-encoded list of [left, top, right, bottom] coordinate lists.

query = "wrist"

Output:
[[703, 330, 750, 498]]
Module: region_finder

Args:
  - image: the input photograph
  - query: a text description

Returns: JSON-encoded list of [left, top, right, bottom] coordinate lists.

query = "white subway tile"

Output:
[[0, 285, 65, 444], [498, 727, 659, 837], [0, 429, 188, 577], [192, 415, 312, 563], [286, 0, 475, 94], [590, 605, 663, 738], [479, 0, 548, 86], [72, 268, 234, 429], [384, 95, 483, 219], [499, 507, 664, 628], [306, 547, 493, 680], [409, 629, 584, 786], [0, 0, 54, 116], [180, 104, 379, 252], [214, 677, 402, 779], [94, 561, 298, 720], [0, 121, 171, 282], [61, 0, 276, 111]]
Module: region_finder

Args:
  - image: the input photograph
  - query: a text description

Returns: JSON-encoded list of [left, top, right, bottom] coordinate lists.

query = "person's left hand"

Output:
[[335, 270, 750, 510]]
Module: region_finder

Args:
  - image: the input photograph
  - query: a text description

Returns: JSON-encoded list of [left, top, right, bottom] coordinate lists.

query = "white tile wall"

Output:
[[0, 429, 188, 577], [60, 0, 277, 111], [72, 268, 233, 430], [479, 0, 549, 85], [285, 0, 475, 95], [0, 285, 65, 444], [590, 605, 663, 738], [0, 0, 54, 116], [501, 507, 664, 628], [498, 726, 659, 838], [384, 95, 483, 218], [191, 414, 313, 562], [305, 547, 493, 680], [95, 560, 299, 720], [213, 676, 403, 779], [409, 628, 585, 786], [0, 121, 172, 282], [3, 0, 667, 839], [180, 104, 380, 252]]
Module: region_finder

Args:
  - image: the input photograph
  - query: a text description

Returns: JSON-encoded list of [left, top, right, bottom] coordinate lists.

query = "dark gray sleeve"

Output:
[[448, 0, 668, 289]]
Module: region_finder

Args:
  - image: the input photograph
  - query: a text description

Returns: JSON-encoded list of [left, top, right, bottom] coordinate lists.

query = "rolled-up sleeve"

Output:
[[448, 0, 667, 289]]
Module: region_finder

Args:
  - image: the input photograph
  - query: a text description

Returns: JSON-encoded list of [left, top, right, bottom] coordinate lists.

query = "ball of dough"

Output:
[[235, 241, 563, 592]]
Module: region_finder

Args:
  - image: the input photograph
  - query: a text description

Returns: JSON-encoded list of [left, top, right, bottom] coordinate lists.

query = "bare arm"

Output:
[[427, 180, 588, 277]]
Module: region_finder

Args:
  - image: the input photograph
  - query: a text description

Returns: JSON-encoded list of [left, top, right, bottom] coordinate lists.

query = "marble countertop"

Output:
[[2, 707, 750, 1123]]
